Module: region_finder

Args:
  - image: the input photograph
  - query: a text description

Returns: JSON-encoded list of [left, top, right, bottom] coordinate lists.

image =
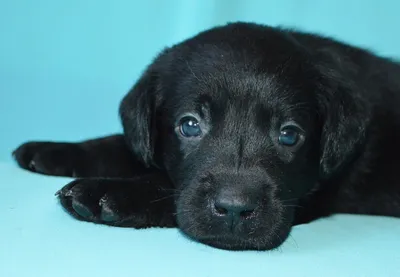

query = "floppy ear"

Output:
[[119, 59, 164, 168], [316, 54, 372, 178]]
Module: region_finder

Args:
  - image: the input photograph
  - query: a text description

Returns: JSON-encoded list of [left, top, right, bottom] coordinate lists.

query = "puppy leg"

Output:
[[12, 134, 152, 178], [57, 173, 176, 228]]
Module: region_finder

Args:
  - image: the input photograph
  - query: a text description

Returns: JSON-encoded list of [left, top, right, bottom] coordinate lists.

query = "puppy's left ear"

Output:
[[119, 52, 167, 168], [316, 54, 373, 178]]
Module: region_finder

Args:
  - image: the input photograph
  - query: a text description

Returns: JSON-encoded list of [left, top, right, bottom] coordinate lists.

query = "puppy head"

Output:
[[120, 22, 370, 250]]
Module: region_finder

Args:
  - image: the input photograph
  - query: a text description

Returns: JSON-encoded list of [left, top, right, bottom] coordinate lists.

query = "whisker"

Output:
[[150, 194, 176, 203], [186, 60, 202, 82], [172, 209, 194, 216], [288, 234, 299, 249], [158, 188, 179, 192], [283, 204, 303, 208], [281, 198, 299, 203]]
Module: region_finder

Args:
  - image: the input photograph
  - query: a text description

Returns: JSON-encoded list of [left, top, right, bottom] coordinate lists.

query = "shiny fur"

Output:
[[13, 22, 400, 250]]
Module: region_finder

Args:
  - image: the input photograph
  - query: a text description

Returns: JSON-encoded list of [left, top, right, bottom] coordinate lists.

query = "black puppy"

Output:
[[13, 22, 400, 251]]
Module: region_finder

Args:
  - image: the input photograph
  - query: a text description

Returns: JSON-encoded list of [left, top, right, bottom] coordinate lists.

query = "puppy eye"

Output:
[[179, 116, 202, 137], [278, 126, 300, 146]]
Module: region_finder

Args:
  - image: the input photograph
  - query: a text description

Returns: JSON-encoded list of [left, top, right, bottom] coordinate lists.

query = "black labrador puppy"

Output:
[[13, 22, 400, 251]]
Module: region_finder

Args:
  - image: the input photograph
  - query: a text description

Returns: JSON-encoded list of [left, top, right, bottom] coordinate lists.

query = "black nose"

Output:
[[213, 195, 257, 221]]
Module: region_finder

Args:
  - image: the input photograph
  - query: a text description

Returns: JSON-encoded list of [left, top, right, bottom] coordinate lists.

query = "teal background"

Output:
[[1, 0, 400, 160], [1, 1, 400, 276]]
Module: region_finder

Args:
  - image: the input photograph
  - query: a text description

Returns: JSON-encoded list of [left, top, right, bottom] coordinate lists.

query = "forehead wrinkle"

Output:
[[184, 44, 272, 87], [194, 71, 278, 105], [219, 100, 272, 165], [221, 96, 264, 136]]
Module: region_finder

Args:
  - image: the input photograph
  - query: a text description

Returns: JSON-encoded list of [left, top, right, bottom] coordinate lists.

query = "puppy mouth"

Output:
[[177, 210, 293, 251]]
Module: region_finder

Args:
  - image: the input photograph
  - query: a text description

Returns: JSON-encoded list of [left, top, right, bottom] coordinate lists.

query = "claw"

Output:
[[55, 188, 72, 197], [28, 160, 36, 170], [100, 198, 119, 222], [64, 190, 73, 197], [99, 194, 108, 206]]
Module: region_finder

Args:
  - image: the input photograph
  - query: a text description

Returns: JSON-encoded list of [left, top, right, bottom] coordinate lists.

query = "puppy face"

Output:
[[120, 23, 370, 250]]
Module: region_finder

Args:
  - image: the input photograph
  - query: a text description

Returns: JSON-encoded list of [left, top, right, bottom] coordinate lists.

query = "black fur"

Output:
[[13, 22, 400, 251]]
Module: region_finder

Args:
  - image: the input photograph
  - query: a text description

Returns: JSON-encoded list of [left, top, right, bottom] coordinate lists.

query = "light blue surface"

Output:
[[2, 1, 400, 276], [1, 162, 400, 277]]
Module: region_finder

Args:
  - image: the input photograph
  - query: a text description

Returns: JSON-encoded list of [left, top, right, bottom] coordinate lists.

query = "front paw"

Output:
[[13, 141, 85, 177], [56, 178, 176, 228]]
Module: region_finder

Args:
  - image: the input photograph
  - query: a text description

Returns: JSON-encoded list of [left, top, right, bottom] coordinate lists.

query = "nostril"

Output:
[[214, 203, 228, 215], [213, 197, 257, 218], [239, 209, 255, 219]]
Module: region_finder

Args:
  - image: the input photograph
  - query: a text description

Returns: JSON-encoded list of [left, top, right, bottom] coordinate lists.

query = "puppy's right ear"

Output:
[[119, 55, 165, 168]]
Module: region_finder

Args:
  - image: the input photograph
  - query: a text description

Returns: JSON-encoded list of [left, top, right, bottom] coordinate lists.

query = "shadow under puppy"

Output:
[[13, 22, 400, 250]]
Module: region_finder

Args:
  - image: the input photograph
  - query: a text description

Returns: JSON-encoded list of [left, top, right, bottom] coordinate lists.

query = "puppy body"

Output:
[[13, 22, 400, 250]]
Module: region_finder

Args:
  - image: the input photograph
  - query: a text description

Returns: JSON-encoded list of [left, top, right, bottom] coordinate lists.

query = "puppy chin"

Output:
[[206, 226, 291, 251], [180, 219, 293, 251]]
